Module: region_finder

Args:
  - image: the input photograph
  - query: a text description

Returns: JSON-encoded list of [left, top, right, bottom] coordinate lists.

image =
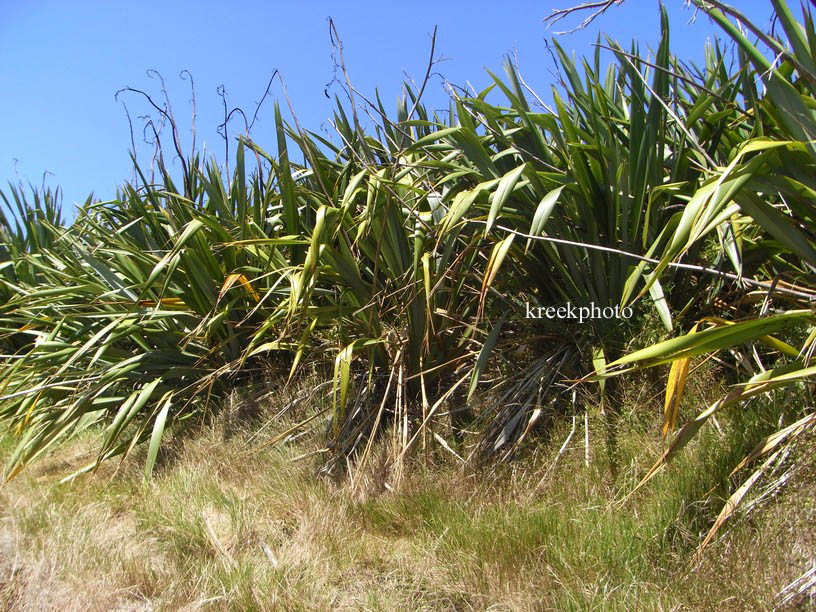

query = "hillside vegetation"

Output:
[[0, 0, 815, 608]]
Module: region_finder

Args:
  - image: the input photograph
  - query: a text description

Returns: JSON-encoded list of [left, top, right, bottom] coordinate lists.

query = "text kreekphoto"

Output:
[[524, 302, 633, 323]]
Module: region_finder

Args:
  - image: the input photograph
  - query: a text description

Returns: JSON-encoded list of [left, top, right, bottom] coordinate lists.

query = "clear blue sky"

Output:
[[1, 1, 775, 213]]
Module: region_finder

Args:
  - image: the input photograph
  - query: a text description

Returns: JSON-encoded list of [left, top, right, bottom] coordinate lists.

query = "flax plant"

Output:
[[580, 0, 816, 553], [0, 144, 304, 479], [1, 0, 814, 499]]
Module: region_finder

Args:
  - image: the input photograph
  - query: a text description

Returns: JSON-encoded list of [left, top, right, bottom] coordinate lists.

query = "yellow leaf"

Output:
[[137, 297, 187, 308], [219, 273, 260, 303], [663, 322, 698, 437]]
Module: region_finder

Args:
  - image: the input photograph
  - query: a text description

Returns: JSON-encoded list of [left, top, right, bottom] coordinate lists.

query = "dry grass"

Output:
[[0, 373, 812, 611]]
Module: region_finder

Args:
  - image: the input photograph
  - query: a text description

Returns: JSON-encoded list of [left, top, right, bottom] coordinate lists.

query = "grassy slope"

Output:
[[0, 366, 812, 611]]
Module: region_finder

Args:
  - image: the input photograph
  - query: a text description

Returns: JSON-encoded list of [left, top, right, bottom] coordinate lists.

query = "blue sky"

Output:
[[1, 1, 775, 213]]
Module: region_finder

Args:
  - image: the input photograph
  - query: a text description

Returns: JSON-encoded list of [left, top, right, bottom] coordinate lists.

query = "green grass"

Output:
[[0, 368, 810, 610]]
